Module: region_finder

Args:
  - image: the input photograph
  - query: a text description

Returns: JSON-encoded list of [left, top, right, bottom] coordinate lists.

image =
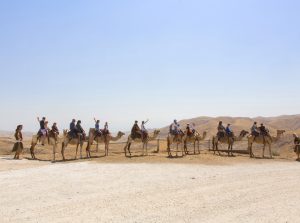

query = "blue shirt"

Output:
[[226, 127, 232, 134], [95, 123, 100, 130]]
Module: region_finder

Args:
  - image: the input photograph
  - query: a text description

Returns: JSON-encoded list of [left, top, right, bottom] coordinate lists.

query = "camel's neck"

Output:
[[110, 134, 122, 141], [149, 133, 159, 141], [272, 133, 282, 142], [234, 133, 246, 141]]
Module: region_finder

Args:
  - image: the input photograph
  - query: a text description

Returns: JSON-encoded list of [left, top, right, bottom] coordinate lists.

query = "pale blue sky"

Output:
[[0, 0, 299, 132]]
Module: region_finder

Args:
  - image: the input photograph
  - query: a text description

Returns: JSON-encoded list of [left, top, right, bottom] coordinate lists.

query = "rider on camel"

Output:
[[217, 121, 226, 139], [37, 117, 48, 146], [94, 118, 102, 137], [131, 121, 141, 140], [102, 122, 110, 135], [251, 122, 260, 137], [226, 124, 234, 137], [76, 120, 86, 141], [141, 119, 149, 139]]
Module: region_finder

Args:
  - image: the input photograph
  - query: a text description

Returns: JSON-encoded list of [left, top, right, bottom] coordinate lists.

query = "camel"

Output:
[[61, 130, 86, 161], [167, 132, 185, 157], [183, 131, 207, 155], [29, 131, 59, 162], [86, 129, 125, 158], [212, 130, 249, 156], [124, 130, 160, 157], [293, 134, 300, 160], [248, 130, 285, 159]]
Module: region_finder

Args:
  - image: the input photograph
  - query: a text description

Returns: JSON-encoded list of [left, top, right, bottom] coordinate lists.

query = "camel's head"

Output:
[[277, 130, 285, 136], [293, 133, 298, 138], [240, 130, 249, 137], [63, 129, 68, 136], [154, 129, 161, 135], [117, 131, 125, 137]]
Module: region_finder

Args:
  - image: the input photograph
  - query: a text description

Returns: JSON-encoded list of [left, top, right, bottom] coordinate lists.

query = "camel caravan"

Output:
[[12, 116, 300, 162]]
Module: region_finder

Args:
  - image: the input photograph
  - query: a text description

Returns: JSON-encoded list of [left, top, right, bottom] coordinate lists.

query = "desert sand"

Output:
[[1, 157, 300, 223]]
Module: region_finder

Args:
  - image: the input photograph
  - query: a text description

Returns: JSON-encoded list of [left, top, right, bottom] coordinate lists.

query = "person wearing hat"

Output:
[[293, 133, 300, 158], [217, 121, 226, 139], [131, 120, 141, 139], [251, 122, 259, 137], [13, 125, 24, 159]]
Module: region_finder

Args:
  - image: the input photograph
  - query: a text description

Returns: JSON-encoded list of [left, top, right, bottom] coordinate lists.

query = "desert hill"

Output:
[[159, 115, 300, 137]]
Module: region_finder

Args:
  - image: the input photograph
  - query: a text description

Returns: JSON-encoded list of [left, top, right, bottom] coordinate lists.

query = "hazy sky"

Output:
[[0, 0, 299, 132]]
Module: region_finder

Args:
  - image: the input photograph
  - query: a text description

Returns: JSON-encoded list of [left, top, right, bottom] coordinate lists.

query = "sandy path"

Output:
[[0, 160, 300, 223]]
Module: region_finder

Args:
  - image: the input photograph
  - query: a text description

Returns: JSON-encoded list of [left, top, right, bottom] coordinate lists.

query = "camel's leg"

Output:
[[262, 144, 265, 158], [182, 143, 184, 157], [53, 144, 56, 163], [183, 141, 187, 155], [123, 143, 128, 157], [193, 141, 196, 154], [96, 141, 99, 153], [75, 144, 79, 160], [146, 142, 148, 156], [86, 142, 90, 159], [80, 143, 83, 159], [30, 144, 35, 159], [215, 142, 221, 156], [127, 143, 132, 157], [61, 142, 67, 161], [269, 144, 273, 159], [176, 143, 178, 157], [167, 140, 171, 157]]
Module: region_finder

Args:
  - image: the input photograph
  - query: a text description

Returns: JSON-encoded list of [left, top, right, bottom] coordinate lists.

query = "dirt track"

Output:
[[1, 158, 300, 223]]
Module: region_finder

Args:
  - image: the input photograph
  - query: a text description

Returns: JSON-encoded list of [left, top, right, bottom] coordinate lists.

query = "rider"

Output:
[[131, 120, 141, 139], [225, 124, 233, 137], [217, 121, 226, 139], [94, 118, 102, 136], [186, 123, 193, 137], [170, 120, 180, 135], [251, 122, 259, 137], [69, 119, 77, 139], [141, 119, 149, 139], [259, 123, 268, 136], [102, 122, 110, 135], [259, 123, 270, 142], [51, 122, 59, 141], [37, 117, 47, 146], [190, 123, 196, 135], [293, 133, 300, 153], [76, 120, 86, 140]]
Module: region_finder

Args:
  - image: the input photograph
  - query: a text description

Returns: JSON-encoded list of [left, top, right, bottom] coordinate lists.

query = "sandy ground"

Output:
[[1, 157, 300, 223]]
